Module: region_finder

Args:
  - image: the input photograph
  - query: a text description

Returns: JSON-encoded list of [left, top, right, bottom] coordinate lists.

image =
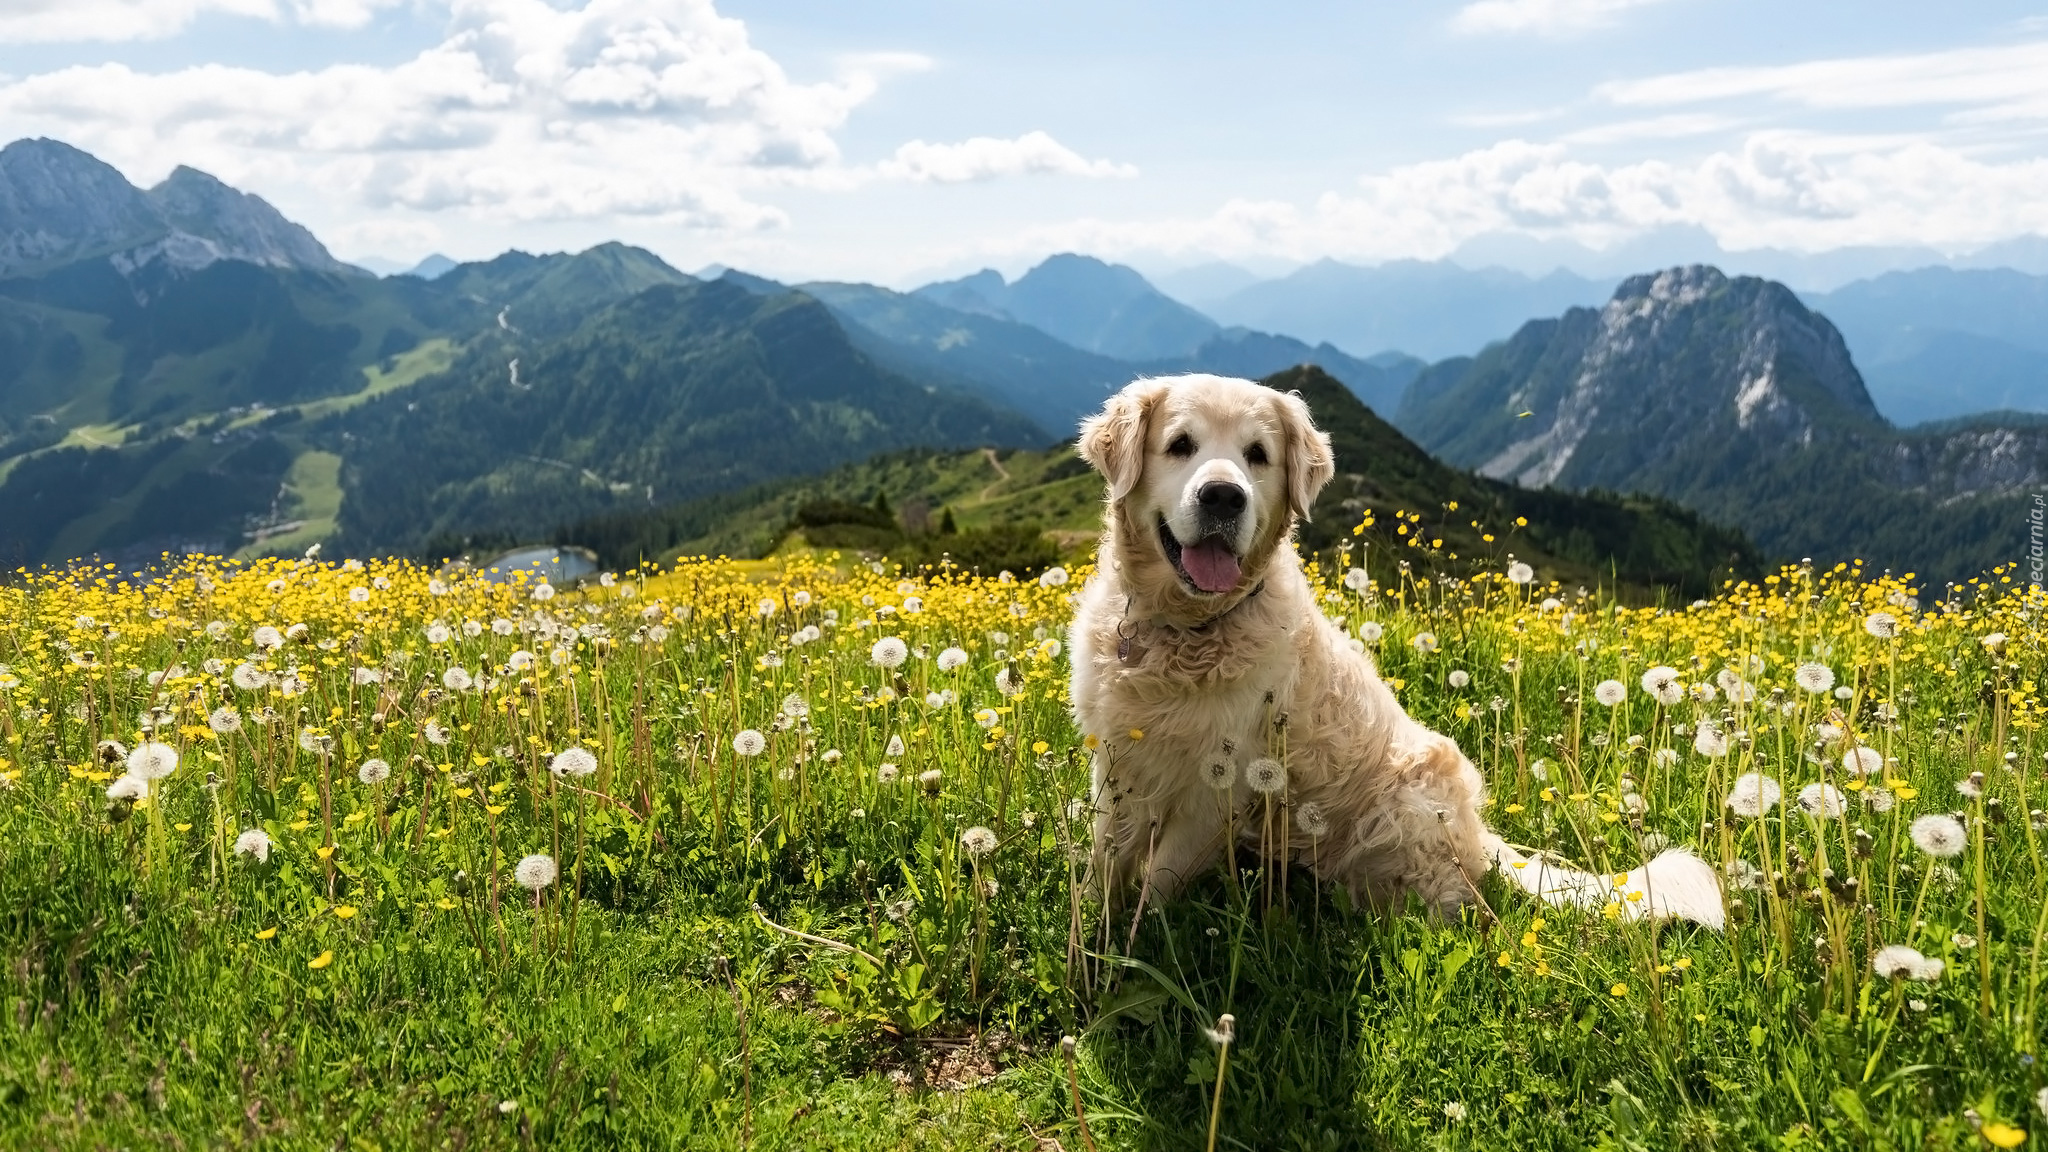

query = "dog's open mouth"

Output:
[[1159, 518, 1242, 595]]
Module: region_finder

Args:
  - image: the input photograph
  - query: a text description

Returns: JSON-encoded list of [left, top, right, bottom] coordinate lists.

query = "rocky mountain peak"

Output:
[[0, 136, 360, 279]]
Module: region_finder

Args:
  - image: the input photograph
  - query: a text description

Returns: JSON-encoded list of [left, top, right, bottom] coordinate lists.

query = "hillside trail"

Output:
[[979, 448, 1011, 502]]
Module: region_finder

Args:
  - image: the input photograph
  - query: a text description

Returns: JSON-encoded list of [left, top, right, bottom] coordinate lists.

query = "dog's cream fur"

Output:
[[1068, 374, 1723, 927]]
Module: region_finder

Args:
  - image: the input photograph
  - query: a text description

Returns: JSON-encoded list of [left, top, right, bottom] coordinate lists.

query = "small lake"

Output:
[[475, 545, 598, 585]]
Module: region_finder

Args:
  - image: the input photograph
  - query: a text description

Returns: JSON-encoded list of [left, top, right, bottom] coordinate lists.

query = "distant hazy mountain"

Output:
[[0, 138, 359, 278], [915, 254, 1219, 360], [1397, 266, 2048, 579], [1802, 267, 2048, 427], [403, 253, 458, 280], [1202, 259, 1616, 361], [1149, 261, 1267, 309]]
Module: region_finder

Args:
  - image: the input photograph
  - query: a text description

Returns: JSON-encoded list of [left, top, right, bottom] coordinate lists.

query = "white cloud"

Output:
[[879, 131, 1136, 183], [1596, 39, 2048, 115], [1452, 0, 1671, 37], [0, 0, 277, 42], [996, 133, 2048, 265], [0, 0, 898, 228]]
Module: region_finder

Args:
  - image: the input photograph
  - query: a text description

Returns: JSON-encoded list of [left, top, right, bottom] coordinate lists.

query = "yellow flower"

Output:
[[1031, 741, 1049, 754], [435, 897, 457, 910], [1610, 983, 1628, 997], [1503, 803, 1525, 814], [1672, 957, 1691, 971], [1982, 1124, 2026, 1149], [486, 804, 507, 816], [173, 822, 192, 832], [332, 905, 357, 919], [308, 950, 334, 970], [315, 845, 335, 860], [1127, 728, 1144, 741], [289, 819, 312, 832], [255, 927, 277, 940]]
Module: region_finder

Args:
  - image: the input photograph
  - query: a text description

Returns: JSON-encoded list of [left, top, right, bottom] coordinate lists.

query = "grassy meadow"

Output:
[[0, 520, 2044, 1150]]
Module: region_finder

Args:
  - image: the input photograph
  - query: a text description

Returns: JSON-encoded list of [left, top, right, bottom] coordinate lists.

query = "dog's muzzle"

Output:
[[1160, 482, 1247, 596]]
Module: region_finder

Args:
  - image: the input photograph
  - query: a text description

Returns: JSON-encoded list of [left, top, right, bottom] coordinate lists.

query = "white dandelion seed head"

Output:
[[1344, 567, 1370, 592], [208, 706, 242, 734], [1725, 773, 1782, 817], [425, 624, 452, 645], [1506, 561, 1535, 585], [877, 763, 899, 784], [1797, 782, 1846, 818], [1358, 621, 1384, 644], [756, 597, 778, 618], [353, 666, 383, 686], [1448, 670, 1470, 689], [1297, 800, 1330, 838], [1863, 786, 1896, 812], [424, 721, 451, 746], [918, 768, 944, 793], [1693, 725, 1729, 758], [1412, 631, 1438, 654], [791, 590, 812, 608], [1872, 944, 1943, 981], [886, 734, 906, 757], [514, 853, 558, 890], [297, 728, 333, 755], [1909, 813, 1966, 857], [252, 625, 284, 651], [1039, 566, 1070, 588], [901, 595, 924, 615], [1200, 758, 1235, 790], [870, 637, 909, 669], [1652, 748, 1680, 769], [1529, 757, 1550, 781], [961, 826, 998, 857], [357, 758, 392, 785], [1689, 682, 1718, 705], [106, 775, 148, 802], [995, 667, 1024, 697], [462, 620, 484, 638], [974, 709, 1000, 730], [442, 667, 473, 691], [1641, 666, 1683, 707], [126, 742, 179, 780], [530, 583, 555, 602], [1863, 612, 1898, 638], [780, 694, 809, 720], [1955, 772, 1983, 799], [1594, 680, 1627, 707], [1981, 632, 2006, 652], [1841, 746, 1883, 777], [1794, 663, 1835, 694], [508, 650, 535, 670], [732, 731, 767, 758], [1245, 757, 1287, 795], [231, 662, 269, 691], [233, 828, 271, 863], [821, 749, 841, 763]]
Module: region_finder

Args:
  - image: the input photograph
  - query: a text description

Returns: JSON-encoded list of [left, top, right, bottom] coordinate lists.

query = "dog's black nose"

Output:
[[1198, 481, 1247, 516]]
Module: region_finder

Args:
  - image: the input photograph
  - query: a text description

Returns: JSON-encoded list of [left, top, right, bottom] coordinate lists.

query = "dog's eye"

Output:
[[1244, 442, 1269, 466], [1166, 434, 1195, 458]]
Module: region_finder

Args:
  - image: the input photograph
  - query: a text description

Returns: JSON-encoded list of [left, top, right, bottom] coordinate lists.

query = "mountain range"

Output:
[[1396, 266, 2047, 580], [1, 135, 2044, 585]]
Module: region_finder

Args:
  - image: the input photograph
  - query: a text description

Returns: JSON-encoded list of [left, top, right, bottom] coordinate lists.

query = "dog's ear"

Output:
[[1276, 389, 1335, 521], [1079, 380, 1167, 503]]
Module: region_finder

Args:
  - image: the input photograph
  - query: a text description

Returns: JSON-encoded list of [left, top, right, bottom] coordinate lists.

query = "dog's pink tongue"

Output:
[[1180, 539, 1241, 593]]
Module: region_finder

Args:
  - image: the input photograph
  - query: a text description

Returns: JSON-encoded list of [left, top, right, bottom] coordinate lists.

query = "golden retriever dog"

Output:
[[1068, 374, 1723, 927]]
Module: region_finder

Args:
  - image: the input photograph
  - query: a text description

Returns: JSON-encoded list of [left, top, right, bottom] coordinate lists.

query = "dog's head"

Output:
[[1080, 374, 1333, 611]]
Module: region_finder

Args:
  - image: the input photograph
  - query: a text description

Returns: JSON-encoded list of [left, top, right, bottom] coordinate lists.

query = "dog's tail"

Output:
[[1481, 832, 1724, 930]]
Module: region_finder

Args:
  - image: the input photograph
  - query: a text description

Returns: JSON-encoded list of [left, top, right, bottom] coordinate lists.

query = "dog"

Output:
[[1067, 374, 1723, 927]]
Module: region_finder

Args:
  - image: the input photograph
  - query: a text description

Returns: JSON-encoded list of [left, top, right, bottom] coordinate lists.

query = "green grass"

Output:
[[235, 450, 345, 560], [0, 550, 2043, 1150]]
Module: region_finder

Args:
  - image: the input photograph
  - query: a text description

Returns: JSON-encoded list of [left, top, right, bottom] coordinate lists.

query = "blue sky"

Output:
[[2, 0, 2044, 284]]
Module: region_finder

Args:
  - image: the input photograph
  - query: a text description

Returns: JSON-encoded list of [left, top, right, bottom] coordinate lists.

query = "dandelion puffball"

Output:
[[870, 637, 909, 669], [126, 742, 179, 780], [106, 775, 148, 802], [357, 758, 392, 785], [1506, 561, 1534, 585], [732, 730, 767, 758], [1245, 758, 1287, 795], [234, 828, 272, 863], [1871, 944, 1943, 981], [1640, 667, 1683, 707], [551, 746, 600, 776], [1593, 680, 1626, 707], [1796, 782, 1846, 818], [960, 826, 997, 857], [1412, 632, 1438, 654], [1692, 726, 1729, 758], [1841, 746, 1883, 776], [514, 854, 559, 890], [1907, 813, 1966, 858], [1725, 772, 1781, 817], [1794, 663, 1835, 694]]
